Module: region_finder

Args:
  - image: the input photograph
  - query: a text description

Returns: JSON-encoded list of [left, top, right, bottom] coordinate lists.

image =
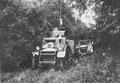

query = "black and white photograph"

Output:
[[0, 0, 120, 83]]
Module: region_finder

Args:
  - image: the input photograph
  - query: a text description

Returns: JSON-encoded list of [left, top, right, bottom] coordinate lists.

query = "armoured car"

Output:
[[32, 28, 75, 69], [75, 40, 93, 56]]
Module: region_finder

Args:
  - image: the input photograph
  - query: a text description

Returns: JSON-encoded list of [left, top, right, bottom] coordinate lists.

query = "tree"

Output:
[[92, 0, 120, 54]]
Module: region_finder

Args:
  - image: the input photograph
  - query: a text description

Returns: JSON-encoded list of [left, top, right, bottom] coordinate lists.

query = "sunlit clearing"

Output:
[[24, 0, 40, 8], [80, 0, 97, 28], [72, 8, 80, 20], [70, 0, 99, 28], [68, 1, 80, 20]]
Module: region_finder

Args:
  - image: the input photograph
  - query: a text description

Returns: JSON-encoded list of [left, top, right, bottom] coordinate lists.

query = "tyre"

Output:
[[54, 58, 66, 71], [54, 46, 72, 71], [32, 55, 39, 69], [59, 58, 65, 70], [66, 47, 74, 67], [32, 56, 35, 69]]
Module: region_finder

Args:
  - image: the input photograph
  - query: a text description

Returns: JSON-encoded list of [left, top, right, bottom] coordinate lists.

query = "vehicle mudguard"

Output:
[[63, 45, 67, 51], [32, 51, 39, 56], [57, 51, 66, 58], [68, 40, 74, 54]]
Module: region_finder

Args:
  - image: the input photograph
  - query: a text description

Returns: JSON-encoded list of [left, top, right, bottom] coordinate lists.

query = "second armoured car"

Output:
[[75, 40, 93, 56]]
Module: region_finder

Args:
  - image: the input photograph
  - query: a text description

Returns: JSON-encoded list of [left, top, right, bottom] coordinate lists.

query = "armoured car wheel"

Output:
[[32, 56, 35, 69], [32, 55, 39, 69], [54, 46, 72, 71], [59, 59, 65, 70], [60, 46, 73, 70], [54, 59, 59, 71], [66, 47, 74, 66], [54, 58, 66, 71]]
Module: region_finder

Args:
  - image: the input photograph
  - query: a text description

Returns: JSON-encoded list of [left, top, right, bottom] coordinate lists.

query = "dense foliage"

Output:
[[0, 0, 75, 72], [95, 0, 120, 53]]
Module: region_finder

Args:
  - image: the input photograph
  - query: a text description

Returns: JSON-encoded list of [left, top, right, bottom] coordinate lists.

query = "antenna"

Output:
[[59, 0, 62, 30]]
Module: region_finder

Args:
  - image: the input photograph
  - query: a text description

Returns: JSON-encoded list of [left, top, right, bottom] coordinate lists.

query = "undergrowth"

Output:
[[1, 49, 120, 83]]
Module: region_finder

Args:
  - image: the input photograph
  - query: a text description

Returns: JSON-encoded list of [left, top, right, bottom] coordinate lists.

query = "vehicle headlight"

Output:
[[36, 46, 40, 50], [90, 48, 93, 52]]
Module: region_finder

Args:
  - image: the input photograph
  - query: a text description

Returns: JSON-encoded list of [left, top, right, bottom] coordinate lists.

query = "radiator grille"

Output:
[[40, 55, 55, 61], [80, 47, 87, 53], [40, 51, 56, 55], [40, 51, 56, 61]]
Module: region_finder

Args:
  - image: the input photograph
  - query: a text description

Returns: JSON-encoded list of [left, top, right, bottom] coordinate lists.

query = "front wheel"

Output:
[[32, 55, 39, 69], [54, 58, 67, 71], [67, 47, 75, 67], [32, 56, 35, 69]]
